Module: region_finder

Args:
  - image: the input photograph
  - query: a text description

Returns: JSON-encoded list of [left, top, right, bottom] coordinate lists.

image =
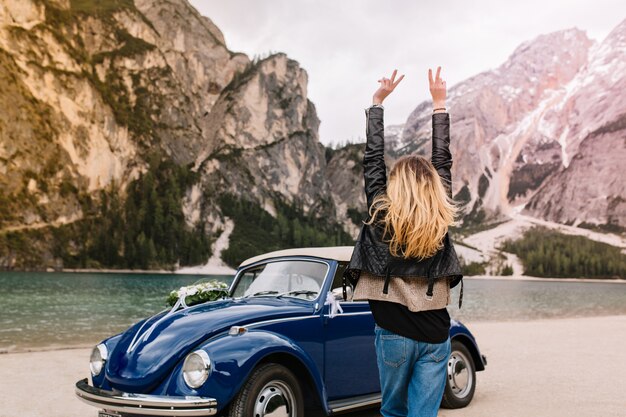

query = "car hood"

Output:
[[106, 297, 314, 391]]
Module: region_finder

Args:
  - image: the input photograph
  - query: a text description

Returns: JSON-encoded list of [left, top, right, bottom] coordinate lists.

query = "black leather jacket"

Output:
[[343, 106, 463, 304]]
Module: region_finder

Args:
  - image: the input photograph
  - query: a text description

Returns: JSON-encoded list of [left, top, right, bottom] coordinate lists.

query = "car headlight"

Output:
[[183, 350, 211, 388], [89, 343, 108, 376]]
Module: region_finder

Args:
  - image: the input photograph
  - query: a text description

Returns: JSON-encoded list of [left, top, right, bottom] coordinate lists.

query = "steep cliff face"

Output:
[[524, 20, 626, 228], [132, 0, 249, 162], [195, 54, 334, 218], [0, 0, 248, 230], [325, 143, 366, 236], [525, 115, 626, 229], [0, 0, 347, 269]]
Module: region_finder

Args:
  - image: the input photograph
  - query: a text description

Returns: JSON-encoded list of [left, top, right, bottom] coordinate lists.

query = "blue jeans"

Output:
[[374, 325, 451, 417]]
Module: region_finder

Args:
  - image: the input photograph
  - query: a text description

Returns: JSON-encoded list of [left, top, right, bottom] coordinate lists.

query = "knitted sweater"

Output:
[[353, 270, 451, 312]]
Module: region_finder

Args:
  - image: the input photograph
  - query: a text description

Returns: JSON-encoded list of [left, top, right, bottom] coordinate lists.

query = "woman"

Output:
[[345, 67, 463, 417]]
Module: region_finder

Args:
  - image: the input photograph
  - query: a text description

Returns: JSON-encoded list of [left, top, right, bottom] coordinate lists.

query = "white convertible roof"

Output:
[[239, 246, 355, 268]]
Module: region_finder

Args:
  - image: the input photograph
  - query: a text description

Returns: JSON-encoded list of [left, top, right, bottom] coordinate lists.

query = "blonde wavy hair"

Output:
[[365, 155, 459, 260]]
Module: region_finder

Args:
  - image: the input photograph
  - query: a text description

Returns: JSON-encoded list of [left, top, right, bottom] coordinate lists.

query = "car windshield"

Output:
[[231, 260, 328, 300]]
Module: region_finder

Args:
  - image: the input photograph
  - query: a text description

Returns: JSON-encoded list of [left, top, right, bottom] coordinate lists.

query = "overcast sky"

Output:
[[189, 0, 625, 145]]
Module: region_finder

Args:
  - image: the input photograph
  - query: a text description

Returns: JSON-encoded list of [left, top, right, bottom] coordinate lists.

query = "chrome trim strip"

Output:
[[75, 379, 217, 416], [323, 311, 371, 318], [328, 393, 382, 413], [245, 314, 320, 329]]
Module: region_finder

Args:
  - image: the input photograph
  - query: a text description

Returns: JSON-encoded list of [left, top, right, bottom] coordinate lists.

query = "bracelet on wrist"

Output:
[[433, 107, 446, 113]]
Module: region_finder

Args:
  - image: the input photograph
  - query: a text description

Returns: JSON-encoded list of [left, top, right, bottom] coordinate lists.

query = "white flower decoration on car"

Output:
[[324, 291, 343, 318]]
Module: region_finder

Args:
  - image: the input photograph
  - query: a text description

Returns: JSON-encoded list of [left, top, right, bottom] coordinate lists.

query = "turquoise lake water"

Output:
[[1, 272, 625, 352]]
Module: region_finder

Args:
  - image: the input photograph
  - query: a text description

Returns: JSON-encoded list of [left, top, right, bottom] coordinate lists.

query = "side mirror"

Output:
[[331, 286, 353, 302]]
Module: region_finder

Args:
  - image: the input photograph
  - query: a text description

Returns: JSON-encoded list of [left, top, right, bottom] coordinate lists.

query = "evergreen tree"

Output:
[[501, 226, 626, 279]]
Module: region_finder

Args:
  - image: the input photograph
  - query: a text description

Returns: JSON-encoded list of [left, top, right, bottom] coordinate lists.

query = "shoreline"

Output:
[[1, 267, 235, 275], [2, 268, 623, 283], [464, 274, 626, 284]]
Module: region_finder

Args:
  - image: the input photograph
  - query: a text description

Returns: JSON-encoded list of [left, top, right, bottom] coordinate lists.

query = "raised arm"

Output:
[[429, 67, 452, 198], [363, 69, 405, 208]]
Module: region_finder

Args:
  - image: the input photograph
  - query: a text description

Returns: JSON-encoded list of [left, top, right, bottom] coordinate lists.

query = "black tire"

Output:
[[228, 363, 304, 417], [441, 340, 476, 409]]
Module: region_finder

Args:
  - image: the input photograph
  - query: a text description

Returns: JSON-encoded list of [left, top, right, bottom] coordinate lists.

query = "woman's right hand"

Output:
[[373, 69, 404, 105]]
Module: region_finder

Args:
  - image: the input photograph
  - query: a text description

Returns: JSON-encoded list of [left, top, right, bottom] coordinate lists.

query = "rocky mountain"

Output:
[[0, 0, 348, 269], [524, 20, 626, 229], [360, 21, 625, 231]]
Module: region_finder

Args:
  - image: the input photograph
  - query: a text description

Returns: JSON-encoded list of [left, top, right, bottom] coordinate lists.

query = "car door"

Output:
[[323, 263, 380, 401]]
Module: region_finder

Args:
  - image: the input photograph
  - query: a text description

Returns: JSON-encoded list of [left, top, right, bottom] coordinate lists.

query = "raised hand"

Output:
[[428, 66, 446, 112], [373, 69, 405, 105]]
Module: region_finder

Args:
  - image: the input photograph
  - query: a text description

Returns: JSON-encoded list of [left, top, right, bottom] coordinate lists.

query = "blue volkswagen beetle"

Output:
[[75, 246, 486, 416]]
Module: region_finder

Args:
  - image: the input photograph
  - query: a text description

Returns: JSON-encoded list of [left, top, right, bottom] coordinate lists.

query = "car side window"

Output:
[[330, 263, 347, 289], [330, 262, 356, 302]]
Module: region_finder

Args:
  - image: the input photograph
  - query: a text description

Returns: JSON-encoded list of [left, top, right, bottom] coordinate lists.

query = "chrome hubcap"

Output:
[[447, 349, 473, 398], [253, 380, 296, 417]]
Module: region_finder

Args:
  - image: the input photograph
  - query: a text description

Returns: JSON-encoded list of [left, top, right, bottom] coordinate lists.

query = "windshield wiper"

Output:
[[243, 290, 279, 298], [277, 290, 319, 299]]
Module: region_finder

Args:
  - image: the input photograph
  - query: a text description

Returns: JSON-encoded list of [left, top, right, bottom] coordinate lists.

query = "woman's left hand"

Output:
[[373, 69, 405, 105], [429, 66, 446, 112]]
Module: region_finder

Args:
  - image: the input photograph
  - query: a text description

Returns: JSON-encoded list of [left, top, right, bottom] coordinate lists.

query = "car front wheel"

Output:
[[441, 339, 476, 409], [228, 363, 304, 417]]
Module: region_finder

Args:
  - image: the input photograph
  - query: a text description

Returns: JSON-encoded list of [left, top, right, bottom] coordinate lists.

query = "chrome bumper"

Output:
[[75, 379, 217, 416]]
